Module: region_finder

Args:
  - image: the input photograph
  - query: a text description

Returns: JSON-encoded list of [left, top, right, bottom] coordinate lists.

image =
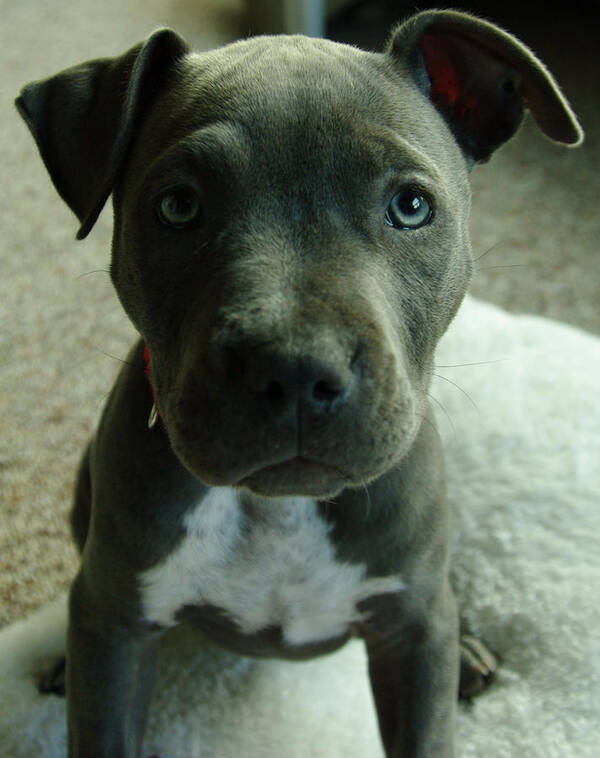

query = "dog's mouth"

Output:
[[164, 407, 355, 497], [237, 456, 350, 499], [163, 403, 358, 498], [161, 332, 422, 500]]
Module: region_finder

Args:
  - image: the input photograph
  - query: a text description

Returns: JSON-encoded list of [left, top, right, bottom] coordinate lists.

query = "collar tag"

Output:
[[147, 402, 159, 429], [143, 344, 159, 428]]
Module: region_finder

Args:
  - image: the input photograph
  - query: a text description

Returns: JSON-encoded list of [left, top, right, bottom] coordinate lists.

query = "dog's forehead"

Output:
[[143, 36, 451, 188], [167, 35, 431, 157], [182, 35, 384, 115], [154, 35, 466, 183], [127, 34, 468, 222]]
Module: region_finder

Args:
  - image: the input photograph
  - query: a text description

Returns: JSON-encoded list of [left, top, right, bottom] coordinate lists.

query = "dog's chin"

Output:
[[190, 456, 349, 498], [237, 457, 350, 499]]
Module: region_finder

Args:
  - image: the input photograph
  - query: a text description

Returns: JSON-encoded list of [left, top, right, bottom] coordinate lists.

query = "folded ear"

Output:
[[15, 29, 189, 239], [388, 10, 583, 164]]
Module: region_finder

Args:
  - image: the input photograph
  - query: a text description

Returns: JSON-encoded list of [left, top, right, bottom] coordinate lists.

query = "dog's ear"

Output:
[[15, 29, 189, 239], [388, 10, 583, 164]]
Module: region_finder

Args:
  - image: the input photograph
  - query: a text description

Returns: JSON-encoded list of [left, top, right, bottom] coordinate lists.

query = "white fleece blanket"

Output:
[[1, 296, 599, 758]]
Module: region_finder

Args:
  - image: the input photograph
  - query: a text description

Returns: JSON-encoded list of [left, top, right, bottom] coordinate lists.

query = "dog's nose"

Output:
[[228, 347, 356, 414]]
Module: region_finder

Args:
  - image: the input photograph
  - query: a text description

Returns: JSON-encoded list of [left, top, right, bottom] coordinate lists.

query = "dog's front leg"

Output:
[[362, 582, 459, 758], [67, 573, 160, 758]]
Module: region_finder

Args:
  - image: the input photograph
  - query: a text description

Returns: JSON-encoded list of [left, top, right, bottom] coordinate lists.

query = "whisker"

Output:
[[95, 349, 135, 368], [415, 411, 437, 434], [435, 359, 507, 369], [475, 263, 531, 272], [428, 393, 456, 437], [361, 481, 372, 519], [76, 268, 110, 279], [432, 373, 479, 412], [473, 241, 504, 263]]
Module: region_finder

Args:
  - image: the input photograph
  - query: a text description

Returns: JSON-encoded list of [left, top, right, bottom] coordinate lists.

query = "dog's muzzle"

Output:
[[159, 305, 419, 498]]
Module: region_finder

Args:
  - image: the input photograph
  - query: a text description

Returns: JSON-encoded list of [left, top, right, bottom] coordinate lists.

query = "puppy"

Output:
[[17, 10, 581, 757]]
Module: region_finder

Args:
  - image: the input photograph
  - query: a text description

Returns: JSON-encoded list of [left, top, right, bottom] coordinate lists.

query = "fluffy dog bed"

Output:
[[0, 296, 598, 758]]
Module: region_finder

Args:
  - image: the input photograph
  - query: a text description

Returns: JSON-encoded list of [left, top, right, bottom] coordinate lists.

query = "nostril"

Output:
[[265, 380, 285, 403], [313, 379, 343, 403]]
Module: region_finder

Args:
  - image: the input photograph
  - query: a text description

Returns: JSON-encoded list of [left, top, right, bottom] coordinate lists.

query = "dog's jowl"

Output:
[[17, 10, 581, 758]]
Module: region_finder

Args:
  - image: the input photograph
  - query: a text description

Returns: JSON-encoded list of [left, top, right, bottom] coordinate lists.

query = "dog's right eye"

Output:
[[385, 186, 433, 230], [156, 186, 202, 229]]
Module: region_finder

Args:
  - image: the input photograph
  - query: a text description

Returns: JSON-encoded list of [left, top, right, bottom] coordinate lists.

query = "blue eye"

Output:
[[157, 186, 202, 228], [385, 187, 433, 230]]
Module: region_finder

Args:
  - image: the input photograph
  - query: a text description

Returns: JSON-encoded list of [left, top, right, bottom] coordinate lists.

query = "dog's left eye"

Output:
[[385, 187, 433, 230], [156, 186, 202, 229]]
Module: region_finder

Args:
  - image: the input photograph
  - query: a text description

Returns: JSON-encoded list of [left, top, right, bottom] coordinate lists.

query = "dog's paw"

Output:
[[38, 656, 66, 696], [458, 634, 498, 699]]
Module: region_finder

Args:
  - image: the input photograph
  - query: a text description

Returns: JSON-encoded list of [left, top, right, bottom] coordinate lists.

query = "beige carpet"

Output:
[[1, 0, 598, 631]]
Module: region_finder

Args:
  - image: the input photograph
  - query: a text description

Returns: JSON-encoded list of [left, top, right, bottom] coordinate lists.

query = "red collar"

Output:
[[143, 344, 157, 402]]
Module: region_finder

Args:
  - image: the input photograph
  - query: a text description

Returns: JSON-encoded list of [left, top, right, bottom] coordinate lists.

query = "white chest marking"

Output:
[[139, 488, 404, 647]]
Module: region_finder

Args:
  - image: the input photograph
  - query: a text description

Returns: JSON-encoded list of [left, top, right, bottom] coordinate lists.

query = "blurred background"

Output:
[[1, 0, 598, 626]]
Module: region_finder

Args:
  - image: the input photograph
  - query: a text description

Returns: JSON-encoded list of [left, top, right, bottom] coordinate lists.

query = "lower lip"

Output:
[[254, 455, 340, 476], [238, 456, 348, 493]]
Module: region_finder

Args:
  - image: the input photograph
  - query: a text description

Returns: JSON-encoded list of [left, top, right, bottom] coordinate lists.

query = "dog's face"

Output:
[[16, 12, 581, 498], [113, 37, 473, 497]]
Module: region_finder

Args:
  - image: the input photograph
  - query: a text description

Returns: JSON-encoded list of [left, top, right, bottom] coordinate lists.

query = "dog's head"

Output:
[[17, 11, 581, 498]]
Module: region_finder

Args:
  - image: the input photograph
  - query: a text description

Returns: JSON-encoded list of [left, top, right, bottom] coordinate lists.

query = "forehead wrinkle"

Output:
[[186, 120, 251, 169], [359, 123, 446, 184], [141, 120, 251, 191]]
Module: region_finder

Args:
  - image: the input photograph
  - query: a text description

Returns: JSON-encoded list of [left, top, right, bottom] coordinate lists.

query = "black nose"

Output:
[[227, 346, 356, 414]]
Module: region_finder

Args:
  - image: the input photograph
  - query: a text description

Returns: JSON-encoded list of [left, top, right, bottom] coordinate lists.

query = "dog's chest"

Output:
[[139, 488, 403, 647]]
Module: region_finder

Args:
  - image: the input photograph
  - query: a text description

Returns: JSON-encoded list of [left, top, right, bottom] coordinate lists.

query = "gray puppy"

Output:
[[16, 9, 581, 758]]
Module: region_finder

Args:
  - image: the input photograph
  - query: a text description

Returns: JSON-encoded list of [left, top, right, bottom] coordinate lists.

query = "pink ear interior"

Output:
[[421, 32, 484, 135], [391, 10, 582, 152], [422, 33, 462, 107]]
